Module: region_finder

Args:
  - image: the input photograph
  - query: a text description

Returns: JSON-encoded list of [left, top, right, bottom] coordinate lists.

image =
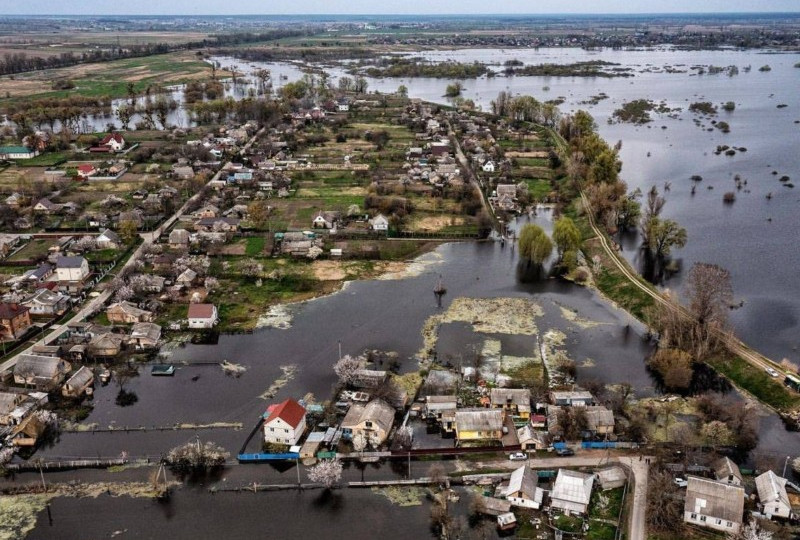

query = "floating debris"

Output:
[[220, 360, 247, 376], [371, 486, 425, 507], [256, 305, 293, 330], [558, 305, 606, 329], [260, 365, 298, 400]]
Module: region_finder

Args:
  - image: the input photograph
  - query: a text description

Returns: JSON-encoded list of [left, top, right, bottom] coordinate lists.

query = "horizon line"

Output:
[[4, 11, 800, 17]]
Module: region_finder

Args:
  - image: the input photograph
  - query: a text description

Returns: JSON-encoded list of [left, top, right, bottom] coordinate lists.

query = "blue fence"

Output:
[[237, 453, 299, 462], [581, 441, 617, 449], [552, 442, 567, 450]]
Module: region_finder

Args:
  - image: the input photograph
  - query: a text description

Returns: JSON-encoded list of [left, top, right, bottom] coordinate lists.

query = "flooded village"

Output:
[[0, 12, 800, 540]]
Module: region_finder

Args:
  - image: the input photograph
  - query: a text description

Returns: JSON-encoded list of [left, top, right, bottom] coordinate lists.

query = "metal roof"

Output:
[[684, 476, 744, 524]]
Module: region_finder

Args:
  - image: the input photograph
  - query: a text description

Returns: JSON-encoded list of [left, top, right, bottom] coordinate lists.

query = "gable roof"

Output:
[[0, 302, 29, 319], [14, 354, 66, 379], [265, 398, 306, 429], [552, 469, 594, 506], [77, 164, 96, 173], [455, 408, 504, 432], [25, 288, 67, 307], [584, 406, 615, 430], [713, 457, 743, 484], [35, 198, 60, 210], [503, 464, 538, 499], [187, 303, 216, 320], [342, 399, 395, 433], [684, 476, 744, 524], [490, 388, 531, 409], [101, 133, 125, 145], [65, 366, 93, 388], [755, 470, 790, 508], [97, 229, 120, 244], [107, 301, 149, 318], [56, 256, 86, 269]]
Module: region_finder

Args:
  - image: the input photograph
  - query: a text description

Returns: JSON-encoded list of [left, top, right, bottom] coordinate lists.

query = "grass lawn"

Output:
[[245, 237, 266, 256], [708, 354, 800, 411], [17, 152, 72, 167], [8, 239, 52, 262], [525, 178, 552, 201], [587, 522, 617, 540], [553, 514, 583, 533]]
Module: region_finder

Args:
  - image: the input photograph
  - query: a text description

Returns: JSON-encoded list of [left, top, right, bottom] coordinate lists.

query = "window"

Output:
[[365, 421, 373, 428], [727, 522, 732, 528], [284, 428, 289, 433], [270, 427, 274, 432], [700, 516, 706, 522], [690, 514, 697, 519], [716, 519, 721, 525]]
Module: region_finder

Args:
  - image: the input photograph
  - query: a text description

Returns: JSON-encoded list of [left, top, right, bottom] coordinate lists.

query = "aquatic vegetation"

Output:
[[256, 304, 293, 329], [371, 486, 425, 506], [260, 365, 299, 400]]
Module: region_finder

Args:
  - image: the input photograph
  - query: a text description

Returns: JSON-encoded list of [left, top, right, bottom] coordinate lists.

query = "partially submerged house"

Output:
[[263, 398, 307, 446], [62, 366, 94, 398], [88, 333, 124, 358], [13, 354, 71, 391], [341, 398, 395, 446], [683, 476, 744, 534], [756, 470, 792, 520], [129, 322, 162, 349], [454, 409, 504, 445], [550, 469, 595, 516]]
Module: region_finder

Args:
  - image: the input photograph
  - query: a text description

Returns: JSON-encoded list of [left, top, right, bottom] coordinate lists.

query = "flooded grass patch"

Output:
[[370, 486, 426, 507], [260, 365, 299, 400]]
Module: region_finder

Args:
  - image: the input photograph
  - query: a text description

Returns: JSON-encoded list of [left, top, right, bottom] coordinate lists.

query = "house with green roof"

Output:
[[0, 146, 39, 160]]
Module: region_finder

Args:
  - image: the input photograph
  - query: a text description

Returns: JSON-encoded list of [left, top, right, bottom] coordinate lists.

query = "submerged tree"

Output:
[[333, 354, 364, 386], [165, 439, 229, 474], [552, 217, 581, 260], [307, 458, 343, 489], [518, 224, 553, 265]]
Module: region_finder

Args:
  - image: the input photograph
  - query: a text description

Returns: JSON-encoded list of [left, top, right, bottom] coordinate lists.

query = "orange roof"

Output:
[[187, 303, 215, 319], [265, 398, 305, 429]]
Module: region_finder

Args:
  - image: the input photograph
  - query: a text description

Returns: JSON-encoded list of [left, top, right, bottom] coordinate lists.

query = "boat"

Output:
[[151, 364, 176, 376]]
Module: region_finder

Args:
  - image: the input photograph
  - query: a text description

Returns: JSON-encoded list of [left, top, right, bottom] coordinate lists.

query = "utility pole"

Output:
[[783, 455, 791, 477], [338, 340, 342, 361]]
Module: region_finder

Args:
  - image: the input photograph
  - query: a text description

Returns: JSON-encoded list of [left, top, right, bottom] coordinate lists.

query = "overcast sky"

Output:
[[8, 0, 800, 16]]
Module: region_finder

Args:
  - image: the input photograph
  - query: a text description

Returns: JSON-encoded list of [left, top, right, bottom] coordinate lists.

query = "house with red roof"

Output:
[[263, 398, 306, 446], [100, 133, 126, 152], [76, 164, 97, 179]]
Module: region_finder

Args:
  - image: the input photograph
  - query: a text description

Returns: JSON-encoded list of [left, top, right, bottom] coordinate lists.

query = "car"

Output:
[[766, 367, 779, 378], [555, 448, 575, 457], [674, 478, 688, 488], [509, 452, 528, 461]]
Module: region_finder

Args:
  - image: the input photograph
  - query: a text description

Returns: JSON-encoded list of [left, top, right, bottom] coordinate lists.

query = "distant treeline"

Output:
[[357, 58, 489, 79], [505, 60, 634, 78], [0, 29, 314, 77]]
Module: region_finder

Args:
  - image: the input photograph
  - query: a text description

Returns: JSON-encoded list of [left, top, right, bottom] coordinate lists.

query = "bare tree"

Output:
[[307, 459, 343, 489], [647, 469, 684, 533], [686, 263, 733, 357]]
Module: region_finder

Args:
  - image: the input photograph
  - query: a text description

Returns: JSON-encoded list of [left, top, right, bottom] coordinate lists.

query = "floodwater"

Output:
[[34, 211, 656, 460], [318, 46, 800, 363]]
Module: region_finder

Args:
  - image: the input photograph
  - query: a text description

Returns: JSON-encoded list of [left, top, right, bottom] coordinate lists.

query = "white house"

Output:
[[482, 160, 496, 173], [0, 146, 39, 160], [187, 303, 218, 329], [684, 476, 744, 534], [99, 133, 126, 152], [756, 470, 792, 520], [95, 229, 121, 250], [337, 98, 350, 112], [502, 465, 544, 509], [550, 469, 594, 515], [55, 256, 90, 292], [369, 213, 389, 232], [263, 398, 307, 446]]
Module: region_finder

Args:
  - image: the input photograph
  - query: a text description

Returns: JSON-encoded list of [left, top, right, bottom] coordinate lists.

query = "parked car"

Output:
[[766, 367, 779, 378], [674, 478, 688, 488], [555, 448, 575, 457], [509, 452, 527, 461]]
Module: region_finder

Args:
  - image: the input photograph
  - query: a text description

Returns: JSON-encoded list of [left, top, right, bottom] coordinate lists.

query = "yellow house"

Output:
[[455, 409, 504, 444], [489, 388, 532, 421]]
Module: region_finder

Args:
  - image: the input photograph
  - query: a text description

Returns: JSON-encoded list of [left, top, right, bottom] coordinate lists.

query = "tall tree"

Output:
[[552, 217, 581, 258], [518, 224, 553, 265], [646, 218, 687, 259]]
